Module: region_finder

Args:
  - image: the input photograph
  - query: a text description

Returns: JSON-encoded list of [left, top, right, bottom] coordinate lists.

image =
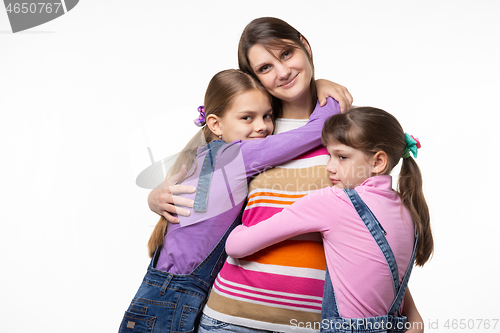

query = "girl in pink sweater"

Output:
[[226, 107, 434, 332]]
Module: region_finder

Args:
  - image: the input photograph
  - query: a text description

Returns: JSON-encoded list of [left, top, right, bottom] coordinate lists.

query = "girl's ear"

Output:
[[300, 35, 312, 58], [206, 114, 222, 137], [372, 151, 388, 175]]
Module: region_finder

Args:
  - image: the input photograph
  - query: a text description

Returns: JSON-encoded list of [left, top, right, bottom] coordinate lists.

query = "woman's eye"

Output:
[[282, 50, 293, 60], [242, 116, 252, 121], [339, 156, 347, 161], [258, 65, 271, 73]]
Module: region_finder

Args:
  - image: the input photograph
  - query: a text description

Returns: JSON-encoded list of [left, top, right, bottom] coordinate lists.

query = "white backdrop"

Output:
[[1, 1, 499, 332]]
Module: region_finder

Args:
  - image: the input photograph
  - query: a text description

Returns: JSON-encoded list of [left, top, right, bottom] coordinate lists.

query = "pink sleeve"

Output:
[[225, 187, 339, 258]]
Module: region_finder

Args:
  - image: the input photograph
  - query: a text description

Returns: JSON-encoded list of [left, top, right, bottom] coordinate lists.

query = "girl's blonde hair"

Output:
[[321, 107, 434, 266], [147, 69, 271, 258], [238, 17, 317, 119]]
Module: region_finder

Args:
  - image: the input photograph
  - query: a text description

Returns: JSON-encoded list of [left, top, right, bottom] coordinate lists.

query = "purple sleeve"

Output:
[[239, 97, 340, 177]]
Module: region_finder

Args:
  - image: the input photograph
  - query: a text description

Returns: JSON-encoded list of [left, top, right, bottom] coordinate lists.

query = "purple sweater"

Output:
[[156, 98, 340, 274]]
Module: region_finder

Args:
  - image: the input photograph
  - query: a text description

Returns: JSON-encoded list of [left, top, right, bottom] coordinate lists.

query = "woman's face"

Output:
[[247, 41, 313, 104]]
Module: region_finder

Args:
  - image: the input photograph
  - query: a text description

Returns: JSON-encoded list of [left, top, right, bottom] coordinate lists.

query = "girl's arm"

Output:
[[149, 97, 340, 220], [316, 79, 353, 111], [239, 97, 340, 178], [225, 188, 338, 257], [403, 288, 424, 333]]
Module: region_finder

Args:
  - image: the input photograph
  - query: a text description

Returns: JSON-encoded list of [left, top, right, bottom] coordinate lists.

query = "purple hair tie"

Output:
[[193, 105, 206, 127]]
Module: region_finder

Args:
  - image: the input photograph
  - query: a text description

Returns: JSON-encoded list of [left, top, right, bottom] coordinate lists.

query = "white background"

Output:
[[1, 1, 499, 332]]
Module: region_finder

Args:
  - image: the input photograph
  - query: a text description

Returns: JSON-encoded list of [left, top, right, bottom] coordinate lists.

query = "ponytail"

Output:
[[398, 156, 434, 266], [147, 130, 206, 258], [147, 217, 168, 258]]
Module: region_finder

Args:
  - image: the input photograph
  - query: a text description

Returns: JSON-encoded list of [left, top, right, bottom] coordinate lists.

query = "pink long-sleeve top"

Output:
[[225, 175, 415, 319]]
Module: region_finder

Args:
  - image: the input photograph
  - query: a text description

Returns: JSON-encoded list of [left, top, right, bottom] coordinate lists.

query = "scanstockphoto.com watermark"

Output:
[[3, 0, 79, 33], [290, 319, 421, 331], [290, 318, 499, 331]]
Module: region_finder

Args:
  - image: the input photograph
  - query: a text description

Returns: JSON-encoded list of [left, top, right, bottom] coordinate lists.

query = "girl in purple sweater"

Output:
[[226, 107, 434, 332], [118, 69, 340, 332]]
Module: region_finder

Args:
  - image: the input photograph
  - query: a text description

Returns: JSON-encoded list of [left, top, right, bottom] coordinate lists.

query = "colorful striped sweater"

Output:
[[203, 118, 332, 333]]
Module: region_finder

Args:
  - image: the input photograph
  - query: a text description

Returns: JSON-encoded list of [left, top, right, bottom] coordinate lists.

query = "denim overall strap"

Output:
[[387, 229, 418, 315], [321, 267, 341, 319], [343, 189, 400, 298], [190, 205, 244, 282], [320, 190, 417, 332], [193, 140, 227, 212], [321, 189, 400, 321]]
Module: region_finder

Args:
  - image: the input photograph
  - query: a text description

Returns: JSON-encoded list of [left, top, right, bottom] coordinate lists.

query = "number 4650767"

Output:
[[6, 3, 62, 14], [444, 319, 499, 330]]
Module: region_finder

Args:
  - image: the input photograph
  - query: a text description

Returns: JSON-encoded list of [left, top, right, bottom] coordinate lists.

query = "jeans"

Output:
[[198, 314, 280, 333], [118, 215, 241, 333]]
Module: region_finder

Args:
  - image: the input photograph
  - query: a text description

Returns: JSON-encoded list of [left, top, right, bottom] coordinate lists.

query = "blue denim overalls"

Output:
[[119, 141, 242, 333], [320, 189, 418, 333]]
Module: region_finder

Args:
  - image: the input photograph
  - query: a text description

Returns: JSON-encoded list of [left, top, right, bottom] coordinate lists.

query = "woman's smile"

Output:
[[278, 73, 299, 88]]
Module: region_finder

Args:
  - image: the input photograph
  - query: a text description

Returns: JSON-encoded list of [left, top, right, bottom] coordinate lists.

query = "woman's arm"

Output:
[[149, 98, 341, 219], [403, 288, 424, 333], [147, 164, 195, 223], [315, 79, 353, 111]]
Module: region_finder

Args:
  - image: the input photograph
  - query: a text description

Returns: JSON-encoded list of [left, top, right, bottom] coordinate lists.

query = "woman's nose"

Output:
[[275, 63, 291, 80]]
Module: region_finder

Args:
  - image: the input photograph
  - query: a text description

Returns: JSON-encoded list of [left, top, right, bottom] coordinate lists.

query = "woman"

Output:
[[150, 17, 422, 333]]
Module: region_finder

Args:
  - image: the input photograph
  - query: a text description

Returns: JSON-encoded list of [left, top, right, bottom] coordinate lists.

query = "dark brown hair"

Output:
[[147, 69, 271, 257], [238, 17, 317, 119], [321, 107, 434, 266]]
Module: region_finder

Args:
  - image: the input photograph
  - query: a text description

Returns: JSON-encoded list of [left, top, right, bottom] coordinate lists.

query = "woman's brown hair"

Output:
[[238, 17, 317, 119], [321, 107, 434, 266], [147, 69, 271, 258]]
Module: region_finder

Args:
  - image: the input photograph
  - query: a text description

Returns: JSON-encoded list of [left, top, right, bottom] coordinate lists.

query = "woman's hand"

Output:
[[147, 164, 196, 223], [315, 79, 353, 112]]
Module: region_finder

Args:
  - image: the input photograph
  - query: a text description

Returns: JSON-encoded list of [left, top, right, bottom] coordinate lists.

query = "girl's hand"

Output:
[[315, 79, 353, 112], [147, 164, 196, 223]]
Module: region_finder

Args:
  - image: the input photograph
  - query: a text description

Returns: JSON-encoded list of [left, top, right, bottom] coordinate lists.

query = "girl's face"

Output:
[[325, 142, 376, 189], [247, 41, 313, 104], [216, 89, 273, 143]]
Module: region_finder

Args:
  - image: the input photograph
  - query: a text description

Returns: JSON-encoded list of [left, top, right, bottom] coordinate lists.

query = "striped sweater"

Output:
[[203, 118, 332, 333]]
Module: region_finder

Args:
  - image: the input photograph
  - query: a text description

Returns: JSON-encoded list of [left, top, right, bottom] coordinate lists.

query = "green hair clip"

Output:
[[403, 133, 421, 158]]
